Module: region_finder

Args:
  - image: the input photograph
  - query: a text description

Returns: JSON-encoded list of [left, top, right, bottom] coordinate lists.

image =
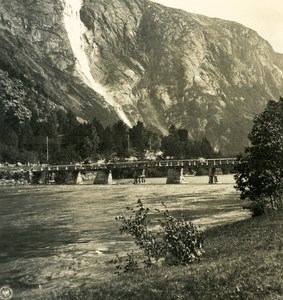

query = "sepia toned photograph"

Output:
[[0, 0, 282, 299]]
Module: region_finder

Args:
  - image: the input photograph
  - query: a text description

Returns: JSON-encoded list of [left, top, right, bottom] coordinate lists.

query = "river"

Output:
[[0, 175, 249, 299]]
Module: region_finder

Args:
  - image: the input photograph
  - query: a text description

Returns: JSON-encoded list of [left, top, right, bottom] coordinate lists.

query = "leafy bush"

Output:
[[115, 200, 203, 273], [160, 206, 204, 265]]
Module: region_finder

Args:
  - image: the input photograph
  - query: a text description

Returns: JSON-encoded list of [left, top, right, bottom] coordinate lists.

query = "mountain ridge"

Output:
[[0, 0, 282, 154]]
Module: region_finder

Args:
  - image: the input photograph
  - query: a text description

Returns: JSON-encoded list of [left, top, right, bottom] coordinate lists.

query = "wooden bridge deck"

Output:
[[28, 158, 238, 172]]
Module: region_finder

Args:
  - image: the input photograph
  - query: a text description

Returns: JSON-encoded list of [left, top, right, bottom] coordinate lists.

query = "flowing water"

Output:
[[0, 175, 249, 299], [63, 0, 132, 126]]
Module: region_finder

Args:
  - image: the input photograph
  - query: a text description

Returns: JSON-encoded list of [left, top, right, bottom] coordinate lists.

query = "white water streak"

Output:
[[63, 0, 132, 126]]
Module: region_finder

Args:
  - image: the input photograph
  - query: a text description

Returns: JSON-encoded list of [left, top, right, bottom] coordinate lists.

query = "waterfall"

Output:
[[63, 0, 132, 127]]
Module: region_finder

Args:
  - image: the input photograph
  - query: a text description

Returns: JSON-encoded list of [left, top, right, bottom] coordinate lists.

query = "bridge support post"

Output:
[[39, 170, 48, 184], [93, 170, 112, 184], [166, 168, 184, 184], [76, 171, 83, 184], [208, 167, 220, 184], [27, 171, 33, 183]]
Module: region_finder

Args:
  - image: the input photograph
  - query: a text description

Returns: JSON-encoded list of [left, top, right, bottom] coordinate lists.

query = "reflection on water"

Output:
[[0, 175, 249, 299]]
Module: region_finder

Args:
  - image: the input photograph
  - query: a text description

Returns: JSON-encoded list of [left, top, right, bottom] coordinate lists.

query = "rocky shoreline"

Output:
[[0, 169, 30, 185], [0, 178, 30, 185]]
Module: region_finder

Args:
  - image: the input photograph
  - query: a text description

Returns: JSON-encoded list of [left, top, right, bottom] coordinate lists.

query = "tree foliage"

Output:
[[161, 126, 217, 159], [235, 98, 283, 216], [0, 109, 217, 163]]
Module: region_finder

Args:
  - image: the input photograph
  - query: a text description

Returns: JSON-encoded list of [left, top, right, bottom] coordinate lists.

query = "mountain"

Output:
[[0, 0, 283, 154]]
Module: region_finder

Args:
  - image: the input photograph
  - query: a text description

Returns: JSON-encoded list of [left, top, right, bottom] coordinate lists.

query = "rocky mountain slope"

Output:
[[0, 0, 283, 154]]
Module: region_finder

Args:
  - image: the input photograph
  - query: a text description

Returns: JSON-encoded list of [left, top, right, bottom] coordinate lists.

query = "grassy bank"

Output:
[[53, 209, 282, 300]]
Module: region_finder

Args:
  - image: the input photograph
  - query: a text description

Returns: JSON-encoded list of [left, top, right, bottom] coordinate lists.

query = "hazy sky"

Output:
[[151, 0, 283, 53]]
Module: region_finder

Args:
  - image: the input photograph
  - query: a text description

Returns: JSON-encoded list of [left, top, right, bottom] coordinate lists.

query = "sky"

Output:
[[151, 0, 283, 53]]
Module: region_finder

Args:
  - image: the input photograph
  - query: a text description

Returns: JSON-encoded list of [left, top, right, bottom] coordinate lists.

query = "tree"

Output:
[[145, 131, 162, 152], [177, 128, 188, 158], [71, 123, 100, 161], [112, 121, 129, 157], [99, 126, 115, 159], [199, 137, 215, 158], [235, 98, 283, 216], [19, 122, 34, 151], [161, 130, 181, 158], [129, 121, 147, 157]]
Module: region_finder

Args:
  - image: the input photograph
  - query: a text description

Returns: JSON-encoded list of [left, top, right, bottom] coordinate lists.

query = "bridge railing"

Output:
[[27, 158, 238, 172]]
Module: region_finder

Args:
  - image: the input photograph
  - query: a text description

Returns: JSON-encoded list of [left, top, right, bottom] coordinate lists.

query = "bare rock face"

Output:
[[0, 0, 120, 124], [0, 0, 283, 153]]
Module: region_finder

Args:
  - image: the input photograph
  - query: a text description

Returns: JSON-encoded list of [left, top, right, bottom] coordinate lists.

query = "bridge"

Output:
[[27, 158, 238, 184], [29, 157, 237, 172]]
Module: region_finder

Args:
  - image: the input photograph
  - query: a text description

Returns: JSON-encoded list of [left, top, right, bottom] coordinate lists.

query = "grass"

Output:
[[52, 209, 283, 300]]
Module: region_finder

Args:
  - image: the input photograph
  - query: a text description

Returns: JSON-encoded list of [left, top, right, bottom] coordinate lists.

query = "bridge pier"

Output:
[[208, 167, 220, 184], [76, 172, 83, 184], [93, 170, 112, 184], [166, 168, 184, 184]]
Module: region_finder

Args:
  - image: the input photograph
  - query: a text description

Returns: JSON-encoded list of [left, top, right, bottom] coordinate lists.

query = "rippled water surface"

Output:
[[0, 175, 249, 299]]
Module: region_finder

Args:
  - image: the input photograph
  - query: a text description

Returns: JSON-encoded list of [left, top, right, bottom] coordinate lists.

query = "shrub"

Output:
[[115, 200, 203, 273], [160, 205, 204, 265]]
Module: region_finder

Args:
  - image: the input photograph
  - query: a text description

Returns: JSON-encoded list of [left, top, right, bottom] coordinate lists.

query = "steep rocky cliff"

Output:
[[0, 0, 283, 154], [0, 0, 120, 124]]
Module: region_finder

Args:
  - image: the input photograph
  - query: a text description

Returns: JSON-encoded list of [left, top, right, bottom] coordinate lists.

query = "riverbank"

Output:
[[0, 178, 30, 185], [0, 168, 30, 185], [55, 209, 283, 300]]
